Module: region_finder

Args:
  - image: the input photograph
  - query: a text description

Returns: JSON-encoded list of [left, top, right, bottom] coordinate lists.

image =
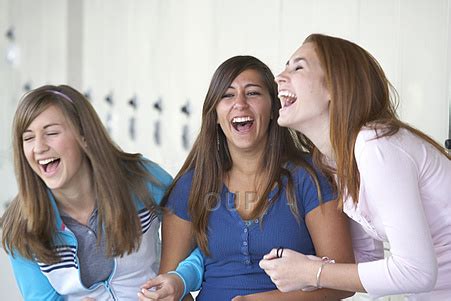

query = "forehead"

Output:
[[230, 69, 265, 87], [27, 104, 68, 129], [289, 42, 318, 63]]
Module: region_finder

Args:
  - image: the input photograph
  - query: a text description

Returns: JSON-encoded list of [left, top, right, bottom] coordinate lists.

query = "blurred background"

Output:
[[0, 0, 450, 300]]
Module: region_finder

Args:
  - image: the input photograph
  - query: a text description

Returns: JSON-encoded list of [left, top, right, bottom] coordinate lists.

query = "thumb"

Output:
[[259, 257, 274, 270]]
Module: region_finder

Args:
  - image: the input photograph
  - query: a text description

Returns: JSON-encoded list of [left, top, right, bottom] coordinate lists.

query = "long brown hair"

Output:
[[2, 85, 161, 263], [163, 56, 321, 254], [304, 33, 450, 208]]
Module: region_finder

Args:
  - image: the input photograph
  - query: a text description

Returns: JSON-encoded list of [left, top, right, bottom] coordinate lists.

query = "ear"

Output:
[[81, 136, 88, 148]]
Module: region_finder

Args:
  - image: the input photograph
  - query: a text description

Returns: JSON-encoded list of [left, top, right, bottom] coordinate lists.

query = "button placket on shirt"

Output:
[[241, 224, 251, 264]]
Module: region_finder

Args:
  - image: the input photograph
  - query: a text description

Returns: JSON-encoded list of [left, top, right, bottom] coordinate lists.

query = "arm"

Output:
[[352, 136, 437, 296], [233, 287, 350, 301], [139, 212, 199, 301], [255, 200, 356, 300], [159, 212, 196, 273], [8, 252, 63, 301], [173, 248, 204, 293], [261, 135, 439, 297], [348, 218, 384, 263]]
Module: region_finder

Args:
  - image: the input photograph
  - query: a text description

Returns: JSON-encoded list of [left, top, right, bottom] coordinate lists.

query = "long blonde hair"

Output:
[[2, 85, 161, 263]]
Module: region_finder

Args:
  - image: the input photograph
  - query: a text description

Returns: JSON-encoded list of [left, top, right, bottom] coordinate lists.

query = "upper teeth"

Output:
[[39, 158, 58, 165], [232, 116, 253, 123], [278, 91, 296, 99]]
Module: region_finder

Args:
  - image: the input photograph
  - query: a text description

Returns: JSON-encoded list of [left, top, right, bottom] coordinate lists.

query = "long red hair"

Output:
[[305, 34, 450, 208]]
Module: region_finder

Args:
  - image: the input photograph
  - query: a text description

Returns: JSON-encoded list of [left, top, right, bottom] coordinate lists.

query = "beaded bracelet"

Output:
[[316, 256, 335, 288]]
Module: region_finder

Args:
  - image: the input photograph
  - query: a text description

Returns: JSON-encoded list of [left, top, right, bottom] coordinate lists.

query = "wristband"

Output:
[[315, 257, 335, 288], [167, 271, 187, 301]]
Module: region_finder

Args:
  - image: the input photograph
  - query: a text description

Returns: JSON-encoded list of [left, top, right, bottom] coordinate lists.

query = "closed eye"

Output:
[[221, 93, 234, 99]]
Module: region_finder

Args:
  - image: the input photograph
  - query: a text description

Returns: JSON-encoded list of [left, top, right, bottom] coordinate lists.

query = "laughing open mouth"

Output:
[[231, 116, 254, 132], [278, 91, 297, 108], [39, 157, 61, 173]]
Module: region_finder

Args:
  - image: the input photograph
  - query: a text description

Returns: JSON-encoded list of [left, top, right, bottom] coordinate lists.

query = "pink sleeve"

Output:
[[356, 136, 437, 297], [349, 219, 384, 263]]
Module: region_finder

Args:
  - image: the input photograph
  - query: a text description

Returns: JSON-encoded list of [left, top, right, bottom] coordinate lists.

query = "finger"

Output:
[[263, 248, 278, 260], [259, 258, 273, 270], [139, 287, 168, 299], [137, 291, 152, 301], [141, 276, 162, 289]]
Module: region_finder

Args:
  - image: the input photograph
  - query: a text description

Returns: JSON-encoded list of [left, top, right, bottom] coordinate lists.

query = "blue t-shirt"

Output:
[[166, 162, 336, 301]]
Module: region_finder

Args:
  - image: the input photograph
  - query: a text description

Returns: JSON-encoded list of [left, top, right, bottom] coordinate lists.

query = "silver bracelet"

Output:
[[315, 257, 335, 288]]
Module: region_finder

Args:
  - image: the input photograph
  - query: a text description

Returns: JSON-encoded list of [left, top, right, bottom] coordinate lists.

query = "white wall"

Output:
[[0, 0, 449, 300]]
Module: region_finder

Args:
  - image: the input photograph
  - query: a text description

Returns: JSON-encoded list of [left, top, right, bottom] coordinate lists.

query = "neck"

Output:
[[52, 165, 95, 225], [294, 112, 334, 160], [225, 144, 267, 198], [228, 145, 265, 177], [225, 146, 267, 220]]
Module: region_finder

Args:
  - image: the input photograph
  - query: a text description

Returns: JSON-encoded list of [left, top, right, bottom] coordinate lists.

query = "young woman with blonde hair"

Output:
[[2, 85, 199, 300]]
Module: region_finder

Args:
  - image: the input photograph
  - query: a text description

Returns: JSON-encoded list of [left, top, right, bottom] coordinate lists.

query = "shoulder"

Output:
[[287, 155, 320, 181], [286, 157, 332, 193], [353, 128, 433, 184], [165, 169, 195, 219], [135, 157, 173, 206], [140, 157, 173, 187], [355, 127, 418, 163], [171, 169, 195, 194]]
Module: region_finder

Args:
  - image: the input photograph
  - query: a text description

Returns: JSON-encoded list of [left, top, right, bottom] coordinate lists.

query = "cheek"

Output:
[[23, 145, 33, 164], [23, 149, 40, 174], [215, 106, 223, 124], [307, 80, 319, 95], [263, 106, 273, 122], [215, 107, 228, 126]]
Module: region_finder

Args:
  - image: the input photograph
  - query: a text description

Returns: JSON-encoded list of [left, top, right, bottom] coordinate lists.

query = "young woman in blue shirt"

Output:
[[140, 56, 355, 301]]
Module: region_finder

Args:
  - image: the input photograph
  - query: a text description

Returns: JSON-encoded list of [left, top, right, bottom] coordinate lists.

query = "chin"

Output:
[[43, 179, 63, 190], [277, 116, 292, 129]]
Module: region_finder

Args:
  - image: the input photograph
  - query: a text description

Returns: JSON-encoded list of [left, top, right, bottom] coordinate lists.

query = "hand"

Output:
[[259, 248, 321, 292], [138, 273, 184, 301]]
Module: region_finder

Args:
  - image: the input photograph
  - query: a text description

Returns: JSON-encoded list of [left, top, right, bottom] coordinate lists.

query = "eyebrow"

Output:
[[23, 123, 62, 133], [286, 57, 308, 66], [228, 83, 263, 89]]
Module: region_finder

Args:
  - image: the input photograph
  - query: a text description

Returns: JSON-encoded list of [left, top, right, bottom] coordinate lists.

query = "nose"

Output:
[[232, 92, 248, 110], [33, 136, 49, 154], [274, 70, 287, 85]]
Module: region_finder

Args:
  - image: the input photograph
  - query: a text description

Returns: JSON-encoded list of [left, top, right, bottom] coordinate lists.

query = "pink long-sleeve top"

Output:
[[344, 128, 451, 300]]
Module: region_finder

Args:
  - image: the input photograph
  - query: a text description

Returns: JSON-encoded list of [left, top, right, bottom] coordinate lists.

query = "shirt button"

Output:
[[243, 241, 248, 246], [245, 259, 250, 264], [244, 228, 248, 233], [87, 230, 93, 235]]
